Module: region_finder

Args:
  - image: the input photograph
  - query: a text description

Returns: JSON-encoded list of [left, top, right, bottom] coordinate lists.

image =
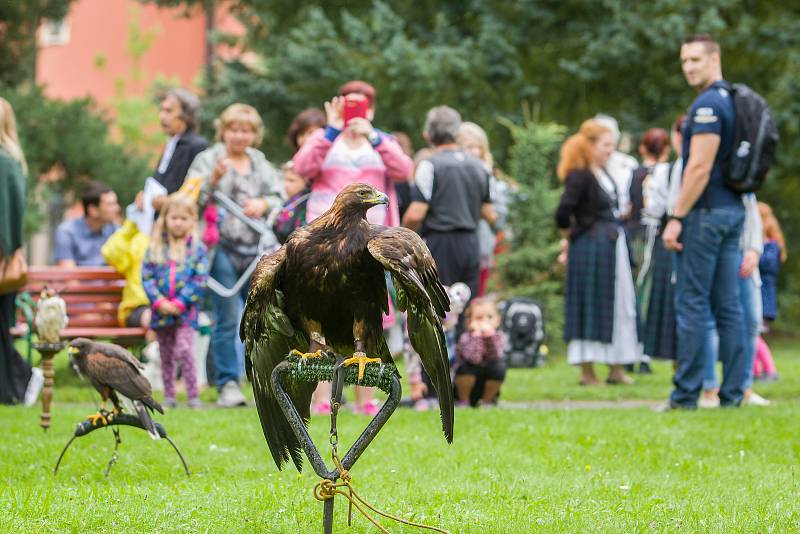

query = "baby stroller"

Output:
[[500, 297, 546, 368]]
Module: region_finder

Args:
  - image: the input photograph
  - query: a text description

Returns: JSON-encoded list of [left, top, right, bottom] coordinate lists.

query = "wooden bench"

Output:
[[14, 266, 147, 345]]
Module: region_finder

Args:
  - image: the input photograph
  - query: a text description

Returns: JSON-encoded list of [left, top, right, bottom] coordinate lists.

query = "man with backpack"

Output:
[[661, 34, 749, 409]]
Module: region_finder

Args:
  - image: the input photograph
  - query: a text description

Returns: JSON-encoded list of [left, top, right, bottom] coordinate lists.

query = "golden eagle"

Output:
[[241, 183, 453, 471], [69, 338, 164, 439]]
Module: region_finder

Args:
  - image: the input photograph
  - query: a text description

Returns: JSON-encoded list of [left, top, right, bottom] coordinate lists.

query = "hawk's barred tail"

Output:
[[134, 400, 161, 440]]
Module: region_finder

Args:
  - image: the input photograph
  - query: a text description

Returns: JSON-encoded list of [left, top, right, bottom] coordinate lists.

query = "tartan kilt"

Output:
[[642, 237, 677, 359], [564, 224, 617, 343]]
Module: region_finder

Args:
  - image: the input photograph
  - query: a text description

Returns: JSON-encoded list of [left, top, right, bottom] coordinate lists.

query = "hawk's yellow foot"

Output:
[[85, 411, 108, 426], [343, 352, 382, 381], [290, 349, 325, 359]]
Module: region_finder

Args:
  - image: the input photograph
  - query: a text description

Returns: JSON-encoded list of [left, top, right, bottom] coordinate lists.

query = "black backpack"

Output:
[[499, 297, 546, 368], [724, 83, 779, 193]]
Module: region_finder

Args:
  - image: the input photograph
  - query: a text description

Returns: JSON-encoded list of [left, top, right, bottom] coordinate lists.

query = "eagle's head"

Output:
[[68, 338, 94, 360], [331, 183, 389, 218]]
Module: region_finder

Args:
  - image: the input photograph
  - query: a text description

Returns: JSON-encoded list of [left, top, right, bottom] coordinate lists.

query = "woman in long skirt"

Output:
[[555, 119, 638, 386]]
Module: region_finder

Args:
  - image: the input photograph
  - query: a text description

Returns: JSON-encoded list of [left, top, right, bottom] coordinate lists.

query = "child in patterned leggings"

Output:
[[143, 194, 209, 408]]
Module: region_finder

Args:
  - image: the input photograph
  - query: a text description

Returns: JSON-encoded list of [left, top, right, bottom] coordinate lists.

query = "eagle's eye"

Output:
[[358, 190, 369, 197]]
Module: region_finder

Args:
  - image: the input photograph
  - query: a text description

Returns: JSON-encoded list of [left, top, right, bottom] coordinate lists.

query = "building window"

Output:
[[40, 19, 70, 47]]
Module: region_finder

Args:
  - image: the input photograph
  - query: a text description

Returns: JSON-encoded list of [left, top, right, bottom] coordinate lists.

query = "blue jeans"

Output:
[[702, 275, 760, 391], [702, 316, 718, 391], [671, 207, 747, 407], [740, 275, 761, 390], [210, 249, 251, 389]]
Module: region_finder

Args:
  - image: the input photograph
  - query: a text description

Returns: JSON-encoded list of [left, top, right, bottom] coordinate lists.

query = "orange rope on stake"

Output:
[[312, 451, 449, 534]]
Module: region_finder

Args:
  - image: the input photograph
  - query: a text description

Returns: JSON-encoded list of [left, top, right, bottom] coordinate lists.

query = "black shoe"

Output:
[[623, 364, 635, 372], [638, 362, 653, 374]]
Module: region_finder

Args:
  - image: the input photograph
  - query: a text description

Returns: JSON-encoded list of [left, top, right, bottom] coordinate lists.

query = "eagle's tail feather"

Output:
[[134, 400, 161, 440]]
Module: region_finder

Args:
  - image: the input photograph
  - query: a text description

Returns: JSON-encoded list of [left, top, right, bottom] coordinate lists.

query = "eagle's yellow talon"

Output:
[[85, 411, 108, 426], [343, 352, 382, 381], [290, 349, 325, 359]]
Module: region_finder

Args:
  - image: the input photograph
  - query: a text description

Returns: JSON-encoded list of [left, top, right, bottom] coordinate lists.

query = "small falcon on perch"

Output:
[[241, 183, 453, 471], [35, 286, 68, 343], [68, 338, 164, 439]]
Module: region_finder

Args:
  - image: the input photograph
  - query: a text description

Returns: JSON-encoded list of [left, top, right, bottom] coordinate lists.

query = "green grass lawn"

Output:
[[2, 339, 798, 532]]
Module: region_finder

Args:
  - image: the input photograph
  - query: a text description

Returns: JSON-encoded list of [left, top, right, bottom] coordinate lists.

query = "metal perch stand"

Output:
[[272, 353, 402, 534], [53, 412, 190, 477]]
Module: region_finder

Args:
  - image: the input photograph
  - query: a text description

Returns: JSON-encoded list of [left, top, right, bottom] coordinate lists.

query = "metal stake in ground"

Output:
[[271, 352, 401, 533]]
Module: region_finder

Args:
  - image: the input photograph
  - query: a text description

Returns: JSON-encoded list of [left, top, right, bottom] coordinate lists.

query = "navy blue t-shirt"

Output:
[[682, 80, 739, 209]]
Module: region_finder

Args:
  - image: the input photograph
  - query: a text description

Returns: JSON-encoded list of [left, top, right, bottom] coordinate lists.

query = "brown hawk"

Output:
[[69, 338, 164, 440]]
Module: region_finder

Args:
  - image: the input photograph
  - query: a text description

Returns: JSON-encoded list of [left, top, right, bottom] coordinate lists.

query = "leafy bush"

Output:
[[496, 117, 566, 344], [3, 86, 151, 228]]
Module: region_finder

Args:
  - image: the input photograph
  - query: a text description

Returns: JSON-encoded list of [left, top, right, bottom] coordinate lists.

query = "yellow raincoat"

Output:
[[101, 219, 150, 326]]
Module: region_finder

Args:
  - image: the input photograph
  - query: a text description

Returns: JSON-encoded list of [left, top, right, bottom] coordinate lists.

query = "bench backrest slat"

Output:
[[25, 283, 126, 295], [26, 267, 125, 281]]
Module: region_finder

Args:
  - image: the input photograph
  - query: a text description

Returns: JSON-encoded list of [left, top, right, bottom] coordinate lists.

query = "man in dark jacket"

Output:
[[153, 88, 209, 200]]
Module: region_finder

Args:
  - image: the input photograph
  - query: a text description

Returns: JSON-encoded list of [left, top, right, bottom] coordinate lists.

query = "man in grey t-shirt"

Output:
[[403, 106, 496, 299]]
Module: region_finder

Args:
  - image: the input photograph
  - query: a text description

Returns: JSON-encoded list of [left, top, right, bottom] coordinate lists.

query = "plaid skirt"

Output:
[[564, 226, 616, 343], [641, 237, 677, 359]]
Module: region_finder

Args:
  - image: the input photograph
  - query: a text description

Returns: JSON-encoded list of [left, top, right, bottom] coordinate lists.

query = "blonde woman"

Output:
[[189, 103, 284, 407], [0, 97, 41, 405], [457, 122, 513, 296]]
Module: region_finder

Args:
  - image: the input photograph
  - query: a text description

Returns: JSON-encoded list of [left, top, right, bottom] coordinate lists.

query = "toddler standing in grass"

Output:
[[454, 296, 507, 407], [753, 202, 786, 382], [142, 194, 209, 408]]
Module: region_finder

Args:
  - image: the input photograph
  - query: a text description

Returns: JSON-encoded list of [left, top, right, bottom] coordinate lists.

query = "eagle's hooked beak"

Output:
[[68, 346, 79, 355], [368, 192, 389, 206]]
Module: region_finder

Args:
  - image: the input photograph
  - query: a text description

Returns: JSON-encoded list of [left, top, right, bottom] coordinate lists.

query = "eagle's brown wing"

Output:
[[240, 247, 313, 472], [367, 226, 453, 443]]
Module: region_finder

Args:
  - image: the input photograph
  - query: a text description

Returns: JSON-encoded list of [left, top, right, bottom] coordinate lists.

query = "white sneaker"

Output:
[[698, 395, 720, 409], [743, 392, 771, 406], [216, 381, 247, 407], [24, 367, 44, 407]]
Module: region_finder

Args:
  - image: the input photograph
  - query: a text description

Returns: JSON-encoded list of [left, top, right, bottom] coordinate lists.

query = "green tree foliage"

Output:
[[198, 1, 530, 162], [3, 88, 150, 220], [496, 116, 566, 341]]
